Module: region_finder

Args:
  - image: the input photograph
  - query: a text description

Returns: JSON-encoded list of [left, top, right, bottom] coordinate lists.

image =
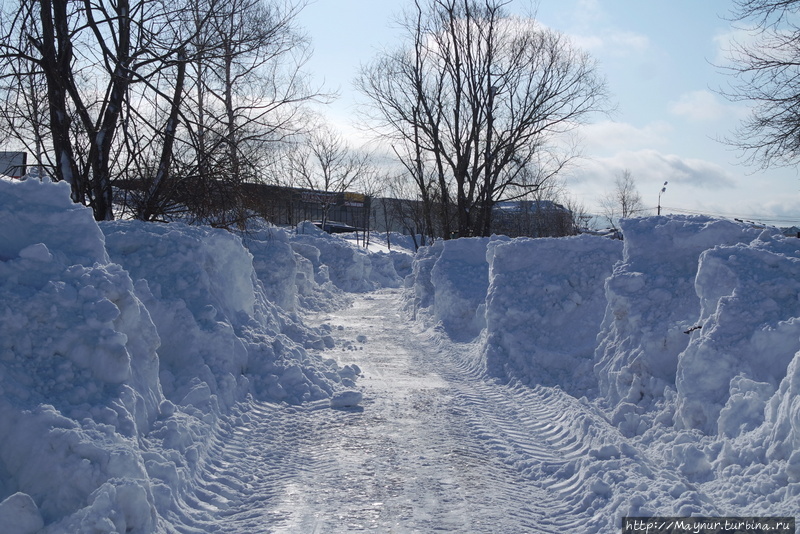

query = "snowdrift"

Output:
[[292, 221, 404, 293], [406, 215, 800, 512], [5, 171, 800, 528], [406, 233, 622, 390], [485, 235, 622, 394], [0, 177, 403, 531]]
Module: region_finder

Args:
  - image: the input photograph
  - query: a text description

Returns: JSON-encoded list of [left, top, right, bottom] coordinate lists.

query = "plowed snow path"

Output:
[[175, 289, 674, 533]]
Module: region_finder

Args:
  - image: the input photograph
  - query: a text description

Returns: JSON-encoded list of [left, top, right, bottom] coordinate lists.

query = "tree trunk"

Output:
[[36, 0, 82, 201], [139, 50, 187, 221]]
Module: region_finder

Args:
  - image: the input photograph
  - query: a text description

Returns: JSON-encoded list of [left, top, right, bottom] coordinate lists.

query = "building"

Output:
[[241, 183, 371, 231], [0, 152, 27, 179], [491, 200, 577, 238]]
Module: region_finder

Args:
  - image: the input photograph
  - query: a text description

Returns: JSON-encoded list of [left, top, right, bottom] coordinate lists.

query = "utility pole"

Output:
[[657, 181, 668, 215]]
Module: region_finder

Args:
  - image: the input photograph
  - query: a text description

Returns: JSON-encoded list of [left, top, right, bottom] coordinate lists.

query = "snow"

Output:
[[594, 217, 765, 424], [405, 213, 800, 522], [484, 234, 622, 394], [2, 176, 800, 531], [0, 178, 383, 530]]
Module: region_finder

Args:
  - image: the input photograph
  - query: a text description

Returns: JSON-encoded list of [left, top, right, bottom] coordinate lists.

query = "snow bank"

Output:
[[404, 239, 444, 320], [430, 237, 499, 340], [368, 231, 425, 254], [0, 178, 162, 529], [240, 222, 300, 312], [484, 235, 622, 393], [764, 350, 800, 465], [675, 232, 800, 436], [0, 178, 370, 530], [102, 220, 342, 408], [0, 177, 108, 265], [404, 236, 511, 341], [292, 222, 403, 293], [405, 234, 621, 389], [405, 218, 800, 518], [593, 216, 764, 431]]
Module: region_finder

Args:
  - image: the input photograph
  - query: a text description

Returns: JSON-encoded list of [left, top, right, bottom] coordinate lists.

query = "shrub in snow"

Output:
[[484, 235, 621, 393], [593, 216, 763, 431], [675, 232, 800, 435]]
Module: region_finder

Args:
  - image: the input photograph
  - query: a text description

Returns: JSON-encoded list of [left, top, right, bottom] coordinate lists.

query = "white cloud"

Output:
[[579, 121, 672, 153], [713, 27, 761, 67], [603, 149, 735, 188], [607, 31, 650, 54], [570, 29, 650, 57], [559, 0, 649, 57], [572, 0, 606, 27], [567, 149, 738, 212], [668, 89, 751, 124], [669, 90, 728, 121]]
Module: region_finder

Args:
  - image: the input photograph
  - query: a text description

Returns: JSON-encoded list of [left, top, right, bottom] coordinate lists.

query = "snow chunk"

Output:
[[241, 223, 299, 312], [0, 177, 108, 265], [675, 233, 800, 434], [404, 240, 444, 319], [429, 237, 501, 340], [292, 223, 403, 293], [103, 220, 348, 407], [18, 243, 53, 262], [762, 347, 800, 462], [330, 390, 363, 408], [0, 493, 44, 534], [484, 235, 621, 393], [594, 216, 764, 419]]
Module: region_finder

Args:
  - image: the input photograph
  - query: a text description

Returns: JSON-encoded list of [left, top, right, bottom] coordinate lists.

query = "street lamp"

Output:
[[657, 181, 668, 216]]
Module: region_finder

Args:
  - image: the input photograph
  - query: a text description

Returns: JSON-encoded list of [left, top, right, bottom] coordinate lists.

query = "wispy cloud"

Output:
[[564, 0, 650, 57], [669, 90, 727, 121], [569, 149, 737, 193], [580, 121, 672, 153]]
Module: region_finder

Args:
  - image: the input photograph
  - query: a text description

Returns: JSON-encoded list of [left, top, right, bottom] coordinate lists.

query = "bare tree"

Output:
[[286, 124, 371, 230], [600, 169, 644, 229], [388, 172, 433, 248], [1, 0, 318, 224], [0, 21, 49, 178], [720, 0, 800, 168], [357, 0, 609, 238], [126, 0, 319, 226], [0, 0, 194, 219]]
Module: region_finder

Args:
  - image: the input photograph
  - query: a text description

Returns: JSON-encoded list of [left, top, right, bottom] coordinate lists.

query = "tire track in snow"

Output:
[[164, 400, 325, 533], [172, 289, 683, 533]]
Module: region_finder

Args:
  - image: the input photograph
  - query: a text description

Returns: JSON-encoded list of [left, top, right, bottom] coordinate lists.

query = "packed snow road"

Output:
[[173, 289, 675, 533]]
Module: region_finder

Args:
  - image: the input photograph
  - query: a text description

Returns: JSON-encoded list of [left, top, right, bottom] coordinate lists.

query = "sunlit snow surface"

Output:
[[1, 176, 799, 532]]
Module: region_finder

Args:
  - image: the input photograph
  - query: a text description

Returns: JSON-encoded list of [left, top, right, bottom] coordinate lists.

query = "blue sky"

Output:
[[297, 0, 800, 225]]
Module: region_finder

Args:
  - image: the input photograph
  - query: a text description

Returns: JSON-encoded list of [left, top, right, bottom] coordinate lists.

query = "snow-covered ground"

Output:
[[1, 176, 799, 533]]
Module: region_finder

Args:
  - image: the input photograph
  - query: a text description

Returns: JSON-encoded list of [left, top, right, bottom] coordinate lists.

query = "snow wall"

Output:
[[406, 234, 622, 394], [0, 177, 403, 532], [406, 216, 800, 460]]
